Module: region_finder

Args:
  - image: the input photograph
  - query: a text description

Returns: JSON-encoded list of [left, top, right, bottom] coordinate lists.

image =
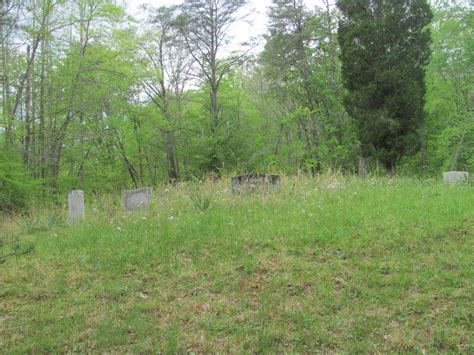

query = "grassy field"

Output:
[[1, 175, 473, 353]]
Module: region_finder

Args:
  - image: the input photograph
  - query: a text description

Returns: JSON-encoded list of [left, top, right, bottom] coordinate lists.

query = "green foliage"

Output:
[[20, 209, 66, 235], [188, 189, 213, 212], [0, 0, 471, 205], [261, 0, 357, 174], [0, 148, 35, 213], [337, 0, 433, 172], [424, 3, 473, 173]]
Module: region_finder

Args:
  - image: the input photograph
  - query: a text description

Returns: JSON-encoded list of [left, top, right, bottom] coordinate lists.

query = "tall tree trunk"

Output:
[[131, 114, 145, 183], [38, 33, 47, 179], [79, 112, 85, 184], [23, 45, 33, 166], [210, 87, 219, 134], [166, 130, 179, 183], [1, 0, 13, 146], [209, 79, 220, 174]]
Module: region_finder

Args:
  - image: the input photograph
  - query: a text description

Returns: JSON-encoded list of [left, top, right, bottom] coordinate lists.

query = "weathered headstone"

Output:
[[231, 174, 280, 193], [123, 187, 153, 212], [68, 190, 85, 222], [443, 171, 470, 185]]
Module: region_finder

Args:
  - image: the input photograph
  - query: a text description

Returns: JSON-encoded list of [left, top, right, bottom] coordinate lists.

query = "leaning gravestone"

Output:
[[231, 174, 280, 193], [443, 171, 470, 185], [123, 187, 153, 212], [68, 190, 85, 222]]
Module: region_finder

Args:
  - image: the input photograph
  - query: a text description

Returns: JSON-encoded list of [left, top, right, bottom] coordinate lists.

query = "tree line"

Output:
[[0, 0, 472, 211]]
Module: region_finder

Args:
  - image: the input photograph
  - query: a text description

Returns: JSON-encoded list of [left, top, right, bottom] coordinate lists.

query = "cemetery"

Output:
[[1, 174, 473, 352], [0, 0, 472, 352]]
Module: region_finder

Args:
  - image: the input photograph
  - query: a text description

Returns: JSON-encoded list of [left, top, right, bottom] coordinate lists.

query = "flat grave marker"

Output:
[[231, 174, 280, 193]]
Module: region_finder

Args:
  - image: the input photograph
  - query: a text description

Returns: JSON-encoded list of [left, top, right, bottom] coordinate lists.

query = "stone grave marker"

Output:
[[68, 190, 85, 222], [231, 174, 280, 193], [443, 171, 470, 185], [123, 187, 153, 212]]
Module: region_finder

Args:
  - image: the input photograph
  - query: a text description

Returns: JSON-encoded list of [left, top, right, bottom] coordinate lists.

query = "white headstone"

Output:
[[68, 190, 85, 222], [443, 171, 469, 185], [123, 187, 153, 212]]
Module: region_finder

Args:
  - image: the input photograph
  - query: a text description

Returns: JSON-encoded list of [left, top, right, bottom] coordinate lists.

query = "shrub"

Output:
[[0, 149, 35, 213], [189, 190, 213, 212]]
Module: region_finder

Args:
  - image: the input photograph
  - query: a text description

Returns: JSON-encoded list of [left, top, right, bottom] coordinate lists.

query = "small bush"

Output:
[[41, 210, 66, 229], [189, 190, 213, 212], [20, 210, 66, 235], [0, 149, 36, 213]]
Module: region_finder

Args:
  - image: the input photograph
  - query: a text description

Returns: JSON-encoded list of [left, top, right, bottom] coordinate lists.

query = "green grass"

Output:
[[1, 175, 473, 352]]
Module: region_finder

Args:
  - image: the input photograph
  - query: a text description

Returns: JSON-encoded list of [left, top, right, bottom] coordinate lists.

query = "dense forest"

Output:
[[0, 0, 472, 210]]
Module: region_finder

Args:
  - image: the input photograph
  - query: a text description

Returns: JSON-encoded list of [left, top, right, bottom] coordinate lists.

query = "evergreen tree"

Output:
[[337, 0, 433, 174]]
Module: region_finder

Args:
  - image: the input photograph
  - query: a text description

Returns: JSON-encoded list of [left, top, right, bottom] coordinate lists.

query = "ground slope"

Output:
[[1, 176, 473, 352]]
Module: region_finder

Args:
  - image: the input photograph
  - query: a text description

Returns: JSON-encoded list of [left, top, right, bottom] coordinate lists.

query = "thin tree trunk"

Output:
[[38, 33, 47, 179], [450, 128, 466, 171], [23, 45, 33, 166], [166, 130, 179, 183], [1, 0, 12, 146], [79, 112, 85, 184], [131, 114, 145, 183]]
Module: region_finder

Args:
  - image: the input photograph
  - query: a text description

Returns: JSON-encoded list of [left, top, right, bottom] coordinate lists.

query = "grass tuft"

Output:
[[188, 189, 213, 212]]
